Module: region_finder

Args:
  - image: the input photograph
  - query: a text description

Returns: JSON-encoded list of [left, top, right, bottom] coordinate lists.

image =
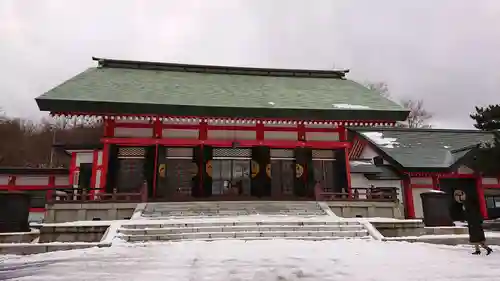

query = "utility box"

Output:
[[0, 191, 31, 233], [420, 191, 454, 227]]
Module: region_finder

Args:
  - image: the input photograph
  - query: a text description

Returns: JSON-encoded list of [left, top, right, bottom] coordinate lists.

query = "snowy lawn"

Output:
[[1, 239, 498, 281]]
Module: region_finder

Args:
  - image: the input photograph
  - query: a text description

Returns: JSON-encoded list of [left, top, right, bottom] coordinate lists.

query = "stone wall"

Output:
[[45, 203, 137, 223], [328, 201, 404, 219]]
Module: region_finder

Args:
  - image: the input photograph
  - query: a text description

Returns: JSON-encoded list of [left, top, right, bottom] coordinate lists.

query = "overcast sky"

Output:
[[1, 0, 499, 128]]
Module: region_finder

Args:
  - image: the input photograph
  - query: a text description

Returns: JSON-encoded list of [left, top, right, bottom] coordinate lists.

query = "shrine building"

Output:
[[1, 57, 498, 221]]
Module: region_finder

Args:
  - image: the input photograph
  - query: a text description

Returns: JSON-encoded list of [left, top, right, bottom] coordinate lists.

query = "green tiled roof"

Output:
[[36, 58, 408, 121], [352, 127, 496, 170]]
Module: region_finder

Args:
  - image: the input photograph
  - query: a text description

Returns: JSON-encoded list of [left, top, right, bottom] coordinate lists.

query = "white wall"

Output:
[[55, 176, 69, 186], [76, 152, 93, 166], [306, 132, 339, 141], [163, 129, 198, 139], [264, 131, 297, 140], [350, 173, 403, 203], [114, 127, 153, 138], [457, 165, 474, 174], [208, 130, 256, 140], [359, 146, 378, 160], [483, 177, 499, 185], [410, 177, 432, 185], [16, 176, 49, 186], [0, 175, 9, 185]]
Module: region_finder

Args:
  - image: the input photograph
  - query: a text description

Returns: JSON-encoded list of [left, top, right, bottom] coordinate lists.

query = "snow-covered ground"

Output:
[[1, 240, 497, 281]]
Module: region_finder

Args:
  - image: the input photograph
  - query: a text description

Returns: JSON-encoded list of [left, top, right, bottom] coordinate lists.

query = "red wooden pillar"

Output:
[[256, 122, 265, 141], [152, 119, 162, 198], [68, 152, 77, 187], [338, 127, 352, 198], [198, 120, 208, 196], [100, 118, 114, 193], [90, 150, 99, 199], [403, 176, 415, 219], [46, 175, 55, 204], [297, 123, 309, 193], [100, 144, 110, 193], [476, 176, 488, 219], [431, 175, 439, 190]]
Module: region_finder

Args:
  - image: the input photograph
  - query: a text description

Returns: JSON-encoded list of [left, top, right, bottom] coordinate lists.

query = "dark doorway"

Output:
[[439, 178, 479, 221], [78, 163, 93, 192]]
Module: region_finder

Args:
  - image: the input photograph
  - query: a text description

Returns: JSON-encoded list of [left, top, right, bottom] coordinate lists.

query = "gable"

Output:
[[351, 128, 495, 170]]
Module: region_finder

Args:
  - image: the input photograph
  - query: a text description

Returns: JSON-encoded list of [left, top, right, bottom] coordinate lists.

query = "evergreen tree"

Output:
[[470, 104, 500, 131], [466, 105, 500, 176]]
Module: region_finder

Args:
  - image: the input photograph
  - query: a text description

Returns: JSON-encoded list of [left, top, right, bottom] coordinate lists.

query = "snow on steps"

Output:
[[116, 220, 369, 242]]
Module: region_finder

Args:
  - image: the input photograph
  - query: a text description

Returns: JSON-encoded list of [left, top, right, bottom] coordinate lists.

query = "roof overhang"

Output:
[[36, 98, 409, 121]]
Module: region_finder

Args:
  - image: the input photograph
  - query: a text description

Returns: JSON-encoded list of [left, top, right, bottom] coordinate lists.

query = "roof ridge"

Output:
[[349, 127, 491, 134], [91, 57, 349, 79]]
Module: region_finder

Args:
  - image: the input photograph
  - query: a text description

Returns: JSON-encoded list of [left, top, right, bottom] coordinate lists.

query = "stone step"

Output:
[[142, 211, 326, 217], [171, 236, 372, 242], [122, 220, 360, 229], [120, 236, 372, 243], [119, 229, 369, 242], [117, 224, 364, 235]]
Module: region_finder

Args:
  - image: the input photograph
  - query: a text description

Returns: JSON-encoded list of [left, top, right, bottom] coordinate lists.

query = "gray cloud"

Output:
[[1, 0, 499, 128]]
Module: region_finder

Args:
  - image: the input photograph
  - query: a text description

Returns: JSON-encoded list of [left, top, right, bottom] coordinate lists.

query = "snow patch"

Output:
[[362, 132, 399, 148], [332, 103, 370, 109], [3, 240, 500, 280], [350, 160, 372, 166], [428, 189, 446, 194]]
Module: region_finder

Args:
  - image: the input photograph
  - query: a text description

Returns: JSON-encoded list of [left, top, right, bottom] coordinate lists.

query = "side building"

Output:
[[347, 127, 500, 220]]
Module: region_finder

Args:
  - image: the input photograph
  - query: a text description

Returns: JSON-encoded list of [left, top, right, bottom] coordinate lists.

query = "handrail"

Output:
[[316, 186, 398, 202], [45, 183, 147, 203]]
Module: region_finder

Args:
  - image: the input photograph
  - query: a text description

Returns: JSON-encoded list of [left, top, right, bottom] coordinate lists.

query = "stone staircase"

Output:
[[140, 201, 328, 218], [113, 201, 372, 242], [116, 220, 369, 242]]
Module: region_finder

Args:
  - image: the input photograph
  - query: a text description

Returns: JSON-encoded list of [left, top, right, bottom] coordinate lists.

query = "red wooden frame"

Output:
[[114, 122, 344, 133], [68, 152, 77, 187], [52, 112, 397, 127], [102, 137, 351, 149], [403, 177, 415, 219], [90, 150, 99, 198]]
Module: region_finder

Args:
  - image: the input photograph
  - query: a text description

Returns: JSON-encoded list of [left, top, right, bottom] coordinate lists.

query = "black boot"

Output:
[[486, 247, 493, 255], [472, 250, 481, 255]]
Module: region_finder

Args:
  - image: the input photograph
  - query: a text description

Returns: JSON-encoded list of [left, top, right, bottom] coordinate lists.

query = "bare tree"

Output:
[[400, 99, 432, 128], [364, 81, 391, 99], [0, 111, 104, 168], [364, 81, 433, 128]]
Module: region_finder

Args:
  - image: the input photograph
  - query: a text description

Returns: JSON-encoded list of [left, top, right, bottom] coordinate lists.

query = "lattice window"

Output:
[[213, 148, 251, 158], [270, 149, 294, 159], [271, 160, 294, 195], [118, 147, 146, 159], [166, 159, 197, 195]]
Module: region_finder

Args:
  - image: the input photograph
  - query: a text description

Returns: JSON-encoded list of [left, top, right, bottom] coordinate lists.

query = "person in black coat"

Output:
[[463, 199, 493, 255]]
